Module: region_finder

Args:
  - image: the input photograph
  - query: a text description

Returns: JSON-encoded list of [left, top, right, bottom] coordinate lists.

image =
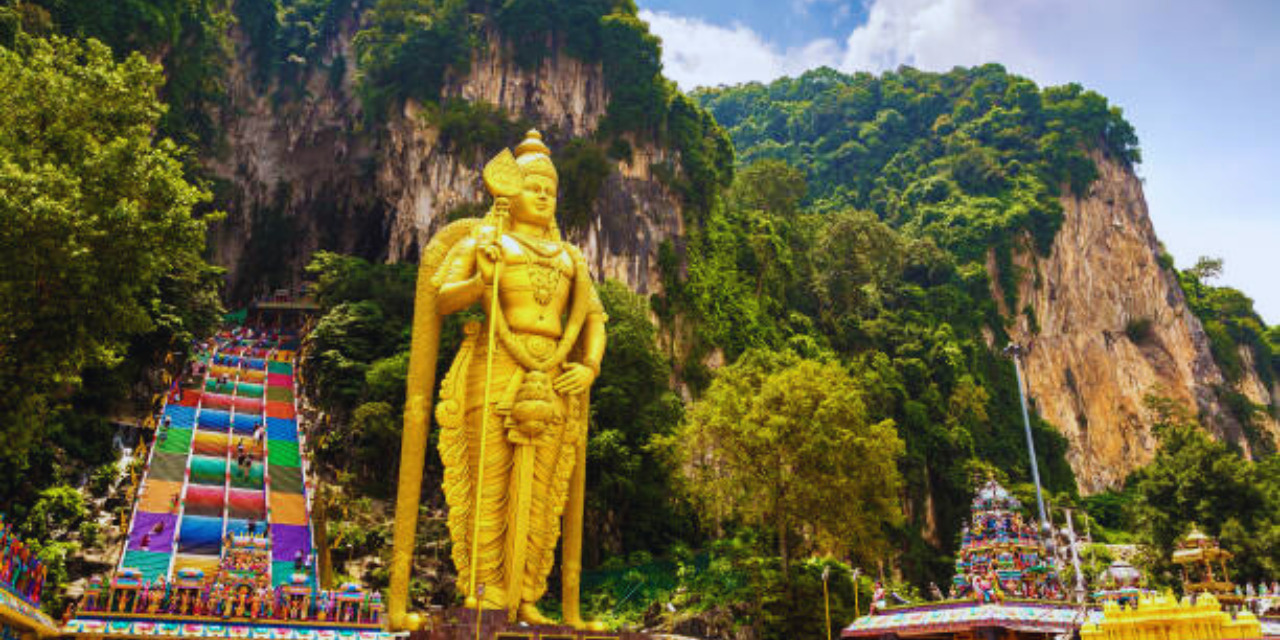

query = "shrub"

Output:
[[554, 139, 612, 231], [424, 98, 531, 159], [1125, 317, 1154, 344]]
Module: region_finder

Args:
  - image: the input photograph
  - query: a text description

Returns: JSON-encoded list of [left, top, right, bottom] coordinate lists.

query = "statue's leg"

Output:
[[459, 403, 515, 610], [561, 425, 587, 627], [463, 346, 518, 610], [517, 406, 577, 620], [388, 296, 443, 630]]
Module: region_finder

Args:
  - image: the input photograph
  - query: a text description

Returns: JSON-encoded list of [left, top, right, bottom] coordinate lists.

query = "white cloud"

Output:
[[842, 0, 1005, 72], [644, 0, 1280, 322], [639, 10, 842, 89]]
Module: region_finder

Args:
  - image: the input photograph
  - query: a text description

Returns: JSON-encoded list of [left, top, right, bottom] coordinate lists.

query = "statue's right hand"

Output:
[[477, 241, 501, 284]]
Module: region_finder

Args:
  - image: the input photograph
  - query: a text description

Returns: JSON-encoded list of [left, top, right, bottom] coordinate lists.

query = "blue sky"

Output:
[[638, 0, 1280, 324]]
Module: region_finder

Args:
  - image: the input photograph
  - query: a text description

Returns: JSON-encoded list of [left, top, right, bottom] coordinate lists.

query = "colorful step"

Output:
[[156, 427, 193, 454], [266, 418, 298, 441], [189, 455, 227, 485], [127, 512, 177, 553], [176, 515, 223, 555], [268, 441, 301, 468], [120, 550, 171, 581]]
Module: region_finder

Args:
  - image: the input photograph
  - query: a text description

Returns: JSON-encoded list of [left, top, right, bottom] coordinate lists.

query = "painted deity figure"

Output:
[[388, 131, 607, 629]]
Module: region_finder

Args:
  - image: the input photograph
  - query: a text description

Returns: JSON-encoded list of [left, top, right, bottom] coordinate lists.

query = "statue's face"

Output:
[[512, 174, 557, 227]]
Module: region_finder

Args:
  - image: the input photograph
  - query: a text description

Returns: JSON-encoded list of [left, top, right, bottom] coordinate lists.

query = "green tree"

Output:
[[20, 485, 86, 540], [0, 34, 218, 487], [586, 281, 686, 563], [1126, 395, 1279, 585], [669, 349, 904, 576], [554, 139, 612, 232], [811, 210, 904, 332], [354, 0, 475, 119], [1172, 256, 1276, 454], [727, 159, 807, 302]]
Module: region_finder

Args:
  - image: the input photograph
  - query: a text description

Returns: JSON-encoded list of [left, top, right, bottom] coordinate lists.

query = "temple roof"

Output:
[[64, 616, 395, 640], [842, 602, 1097, 638], [0, 583, 60, 638], [973, 479, 1020, 512]]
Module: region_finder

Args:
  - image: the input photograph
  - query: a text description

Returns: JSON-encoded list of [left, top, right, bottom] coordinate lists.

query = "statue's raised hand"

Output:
[[476, 239, 501, 285]]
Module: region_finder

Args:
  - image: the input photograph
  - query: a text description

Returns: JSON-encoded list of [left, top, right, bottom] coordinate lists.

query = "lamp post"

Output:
[[851, 568, 862, 616], [822, 566, 832, 640], [1003, 342, 1048, 528]]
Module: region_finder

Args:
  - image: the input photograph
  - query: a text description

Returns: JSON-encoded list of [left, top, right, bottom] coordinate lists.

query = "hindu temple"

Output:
[[0, 516, 59, 640], [843, 479, 1087, 639]]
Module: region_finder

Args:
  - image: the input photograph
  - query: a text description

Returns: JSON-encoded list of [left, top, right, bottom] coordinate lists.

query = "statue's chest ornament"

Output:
[[527, 256, 561, 306], [488, 233, 590, 375], [510, 234, 569, 308]]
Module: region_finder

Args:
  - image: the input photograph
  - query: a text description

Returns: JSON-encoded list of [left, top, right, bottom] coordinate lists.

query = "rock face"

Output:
[[1004, 151, 1278, 493], [208, 20, 682, 299], [205, 17, 1271, 494]]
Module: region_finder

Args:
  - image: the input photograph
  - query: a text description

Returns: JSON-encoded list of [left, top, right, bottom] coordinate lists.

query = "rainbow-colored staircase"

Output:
[[119, 330, 315, 589]]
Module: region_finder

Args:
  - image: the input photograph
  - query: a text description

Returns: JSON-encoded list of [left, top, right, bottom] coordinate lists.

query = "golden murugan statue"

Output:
[[387, 130, 607, 629]]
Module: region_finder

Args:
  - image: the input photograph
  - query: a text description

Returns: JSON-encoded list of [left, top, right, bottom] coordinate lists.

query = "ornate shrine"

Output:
[[951, 479, 1065, 603], [1080, 592, 1260, 640], [1174, 526, 1243, 608], [1090, 560, 1149, 610], [844, 479, 1084, 639]]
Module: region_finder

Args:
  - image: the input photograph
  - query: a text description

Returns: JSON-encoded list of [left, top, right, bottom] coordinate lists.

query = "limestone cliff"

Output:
[[208, 20, 681, 299], [1002, 151, 1278, 493], [205, 17, 1275, 495]]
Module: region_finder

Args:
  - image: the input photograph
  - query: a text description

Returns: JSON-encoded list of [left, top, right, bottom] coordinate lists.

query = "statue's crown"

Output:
[[514, 129, 557, 182]]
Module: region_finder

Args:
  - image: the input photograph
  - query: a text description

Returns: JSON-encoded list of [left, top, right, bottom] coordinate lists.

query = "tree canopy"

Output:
[[668, 349, 904, 573], [0, 34, 219, 500], [1122, 396, 1280, 585]]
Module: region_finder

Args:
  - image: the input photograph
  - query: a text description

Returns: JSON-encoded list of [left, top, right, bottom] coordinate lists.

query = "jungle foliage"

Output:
[[1090, 396, 1280, 587], [1, 0, 233, 150], [677, 65, 1275, 604], [0, 34, 221, 516], [696, 65, 1139, 260], [1173, 256, 1277, 455]]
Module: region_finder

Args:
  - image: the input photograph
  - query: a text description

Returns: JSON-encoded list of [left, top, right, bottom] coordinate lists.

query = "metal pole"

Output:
[[1064, 509, 1086, 603], [474, 583, 485, 640], [1004, 343, 1048, 527], [851, 568, 861, 617], [823, 567, 832, 640]]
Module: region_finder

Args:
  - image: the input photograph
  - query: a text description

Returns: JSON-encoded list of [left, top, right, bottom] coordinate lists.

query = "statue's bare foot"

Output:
[[563, 614, 606, 631], [517, 603, 554, 626]]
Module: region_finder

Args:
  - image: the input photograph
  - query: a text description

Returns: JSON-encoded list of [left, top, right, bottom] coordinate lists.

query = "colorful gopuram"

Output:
[[844, 479, 1087, 639], [64, 323, 391, 640], [0, 517, 59, 639], [1091, 560, 1149, 610], [951, 480, 1064, 602]]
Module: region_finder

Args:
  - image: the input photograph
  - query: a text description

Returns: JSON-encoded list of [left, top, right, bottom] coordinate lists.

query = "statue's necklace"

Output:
[[510, 232, 564, 307], [509, 230, 560, 255]]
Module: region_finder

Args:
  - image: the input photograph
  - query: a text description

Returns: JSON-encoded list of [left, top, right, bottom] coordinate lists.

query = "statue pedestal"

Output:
[[410, 608, 654, 640]]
